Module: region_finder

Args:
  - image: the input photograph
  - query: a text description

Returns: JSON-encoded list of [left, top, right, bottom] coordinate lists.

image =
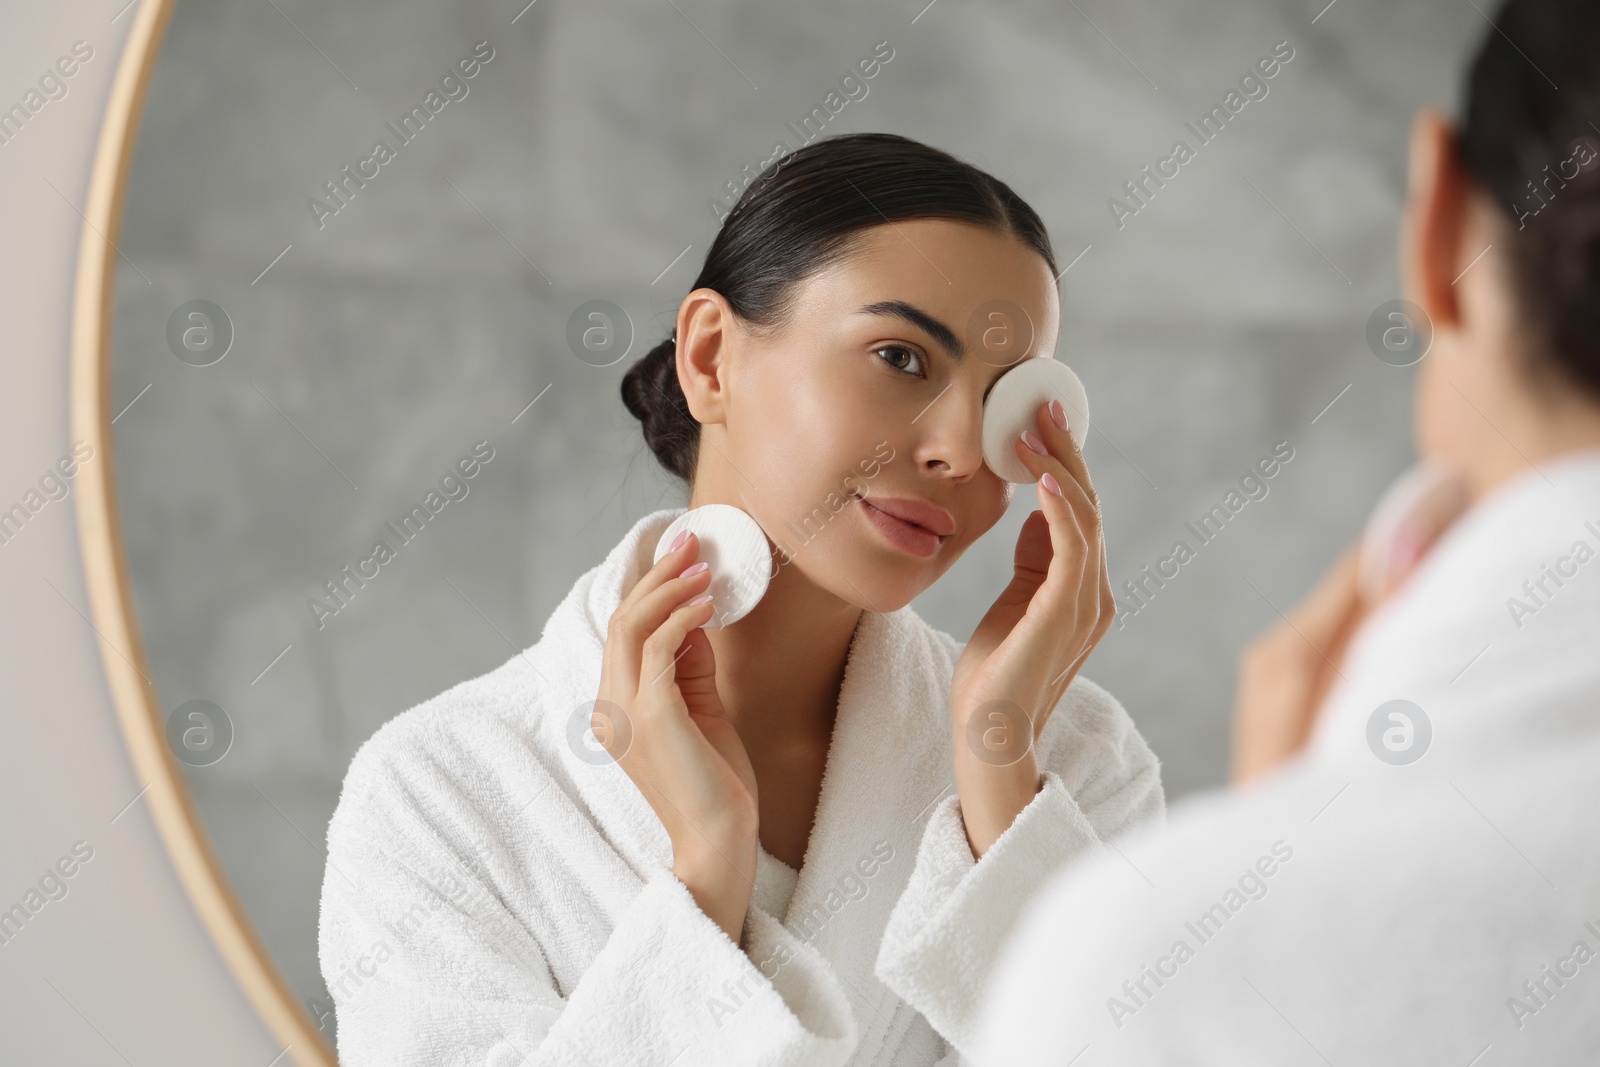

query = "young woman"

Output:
[[975, 0, 1600, 1061], [319, 132, 1164, 1066]]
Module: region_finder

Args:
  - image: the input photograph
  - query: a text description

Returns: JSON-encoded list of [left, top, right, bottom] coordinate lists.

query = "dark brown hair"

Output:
[[1456, 0, 1600, 399], [620, 132, 1057, 486]]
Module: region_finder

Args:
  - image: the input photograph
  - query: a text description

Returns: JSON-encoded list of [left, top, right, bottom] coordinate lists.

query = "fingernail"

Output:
[[669, 530, 689, 552], [1049, 399, 1069, 432], [1041, 472, 1064, 498], [1021, 430, 1048, 456], [687, 593, 714, 606], [679, 561, 708, 578]]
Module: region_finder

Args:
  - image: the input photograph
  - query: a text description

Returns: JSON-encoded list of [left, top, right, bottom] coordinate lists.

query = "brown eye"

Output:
[[874, 344, 925, 378]]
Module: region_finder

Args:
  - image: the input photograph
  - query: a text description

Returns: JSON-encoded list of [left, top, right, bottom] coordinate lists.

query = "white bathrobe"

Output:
[[318, 506, 1165, 1066], [973, 447, 1600, 1065]]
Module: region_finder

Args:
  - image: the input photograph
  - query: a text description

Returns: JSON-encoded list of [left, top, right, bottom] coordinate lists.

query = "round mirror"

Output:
[[89, 1, 1413, 1061]]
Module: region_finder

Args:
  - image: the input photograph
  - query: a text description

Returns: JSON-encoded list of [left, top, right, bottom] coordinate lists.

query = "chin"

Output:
[[838, 570, 927, 614], [844, 534, 954, 612], [766, 489, 971, 609], [775, 532, 934, 614]]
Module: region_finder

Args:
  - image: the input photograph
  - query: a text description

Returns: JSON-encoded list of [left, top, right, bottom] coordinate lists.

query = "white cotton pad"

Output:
[[652, 504, 772, 628], [981, 358, 1091, 483], [1357, 461, 1470, 602]]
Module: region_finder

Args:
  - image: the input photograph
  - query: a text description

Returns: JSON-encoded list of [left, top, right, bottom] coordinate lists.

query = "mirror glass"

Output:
[[109, 0, 1448, 1049]]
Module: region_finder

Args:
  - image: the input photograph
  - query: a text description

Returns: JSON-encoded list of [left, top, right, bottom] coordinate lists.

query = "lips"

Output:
[[852, 492, 955, 537]]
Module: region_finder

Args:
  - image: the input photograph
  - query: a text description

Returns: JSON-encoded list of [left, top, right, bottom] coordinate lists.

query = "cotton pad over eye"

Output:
[[980, 358, 1091, 483], [652, 503, 772, 628]]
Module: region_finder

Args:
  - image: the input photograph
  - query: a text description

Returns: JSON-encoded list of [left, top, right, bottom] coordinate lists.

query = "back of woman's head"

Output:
[[1457, 0, 1600, 399], [620, 132, 1056, 486]]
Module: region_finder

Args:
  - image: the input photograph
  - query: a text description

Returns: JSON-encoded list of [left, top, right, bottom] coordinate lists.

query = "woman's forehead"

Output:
[[797, 223, 1059, 338]]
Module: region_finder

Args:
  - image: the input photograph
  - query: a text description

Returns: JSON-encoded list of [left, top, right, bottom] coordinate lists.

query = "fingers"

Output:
[[1095, 560, 1118, 640], [1286, 544, 1364, 650], [673, 625, 721, 705], [1015, 401, 1099, 545], [608, 532, 714, 682], [1014, 401, 1104, 608], [1034, 396, 1098, 511], [617, 530, 701, 617], [639, 595, 717, 698]]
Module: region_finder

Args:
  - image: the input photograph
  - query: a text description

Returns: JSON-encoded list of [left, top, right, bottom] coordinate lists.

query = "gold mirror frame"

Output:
[[70, 1, 336, 1063]]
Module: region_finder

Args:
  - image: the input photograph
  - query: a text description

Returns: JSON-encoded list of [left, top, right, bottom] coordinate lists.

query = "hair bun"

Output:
[[620, 335, 699, 483]]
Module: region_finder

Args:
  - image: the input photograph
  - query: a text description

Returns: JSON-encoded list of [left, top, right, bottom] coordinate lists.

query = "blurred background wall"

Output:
[[107, 0, 1483, 1047]]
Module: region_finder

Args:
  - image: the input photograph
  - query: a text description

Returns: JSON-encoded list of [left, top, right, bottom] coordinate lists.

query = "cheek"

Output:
[[935, 472, 1012, 563], [727, 357, 874, 512], [970, 475, 1013, 536]]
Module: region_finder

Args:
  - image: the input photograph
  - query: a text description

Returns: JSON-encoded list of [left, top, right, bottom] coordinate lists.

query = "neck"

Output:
[[1462, 373, 1600, 503], [697, 519, 864, 750]]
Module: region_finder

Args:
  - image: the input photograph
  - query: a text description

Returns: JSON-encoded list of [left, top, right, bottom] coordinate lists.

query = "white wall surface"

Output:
[[0, 3, 288, 1063]]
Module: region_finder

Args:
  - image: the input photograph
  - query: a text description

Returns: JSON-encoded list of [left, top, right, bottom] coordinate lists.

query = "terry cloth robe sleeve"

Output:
[[318, 715, 859, 1067], [873, 672, 1165, 1063]]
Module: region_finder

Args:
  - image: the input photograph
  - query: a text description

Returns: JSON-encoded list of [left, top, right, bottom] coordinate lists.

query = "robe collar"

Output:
[[527, 506, 963, 1027], [1312, 446, 1600, 760]]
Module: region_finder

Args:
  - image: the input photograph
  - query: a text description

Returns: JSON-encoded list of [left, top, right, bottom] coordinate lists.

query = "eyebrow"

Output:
[[856, 300, 967, 362]]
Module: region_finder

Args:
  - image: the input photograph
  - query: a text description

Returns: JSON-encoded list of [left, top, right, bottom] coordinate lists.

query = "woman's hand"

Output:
[[1230, 463, 1469, 784], [1229, 543, 1368, 785], [595, 531, 758, 943], [950, 398, 1115, 860]]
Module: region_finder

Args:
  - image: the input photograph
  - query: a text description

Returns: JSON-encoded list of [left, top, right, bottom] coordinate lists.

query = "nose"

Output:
[[909, 379, 989, 480]]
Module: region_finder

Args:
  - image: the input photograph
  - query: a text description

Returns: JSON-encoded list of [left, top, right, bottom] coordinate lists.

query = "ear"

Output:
[[1400, 108, 1473, 333], [675, 288, 736, 427]]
